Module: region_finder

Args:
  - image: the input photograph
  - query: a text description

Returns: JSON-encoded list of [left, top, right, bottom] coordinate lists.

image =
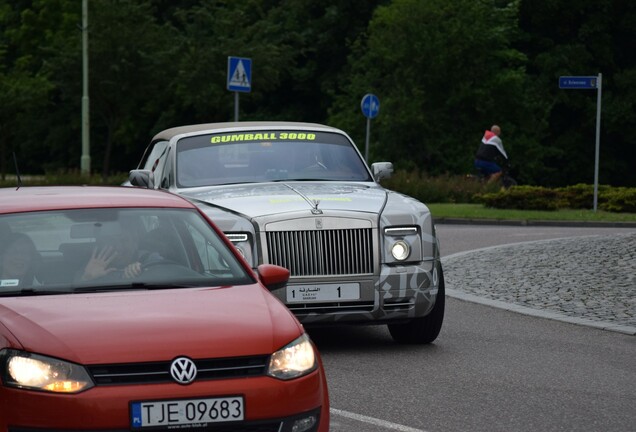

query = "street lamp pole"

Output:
[[81, 0, 91, 174]]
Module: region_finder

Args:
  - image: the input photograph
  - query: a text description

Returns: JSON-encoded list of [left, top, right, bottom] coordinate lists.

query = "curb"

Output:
[[445, 288, 636, 336], [441, 239, 636, 336]]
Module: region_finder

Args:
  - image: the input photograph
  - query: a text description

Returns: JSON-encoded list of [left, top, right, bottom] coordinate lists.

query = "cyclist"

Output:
[[474, 124, 509, 183]]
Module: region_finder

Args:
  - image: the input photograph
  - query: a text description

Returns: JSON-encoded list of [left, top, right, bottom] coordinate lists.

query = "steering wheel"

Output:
[[304, 160, 328, 172], [141, 259, 172, 271]]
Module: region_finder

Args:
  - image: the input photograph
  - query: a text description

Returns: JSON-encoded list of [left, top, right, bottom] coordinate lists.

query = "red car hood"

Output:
[[0, 284, 302, 365]]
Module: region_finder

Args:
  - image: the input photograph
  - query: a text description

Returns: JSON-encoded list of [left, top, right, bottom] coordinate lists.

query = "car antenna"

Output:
[[13, 152, 23, 189]]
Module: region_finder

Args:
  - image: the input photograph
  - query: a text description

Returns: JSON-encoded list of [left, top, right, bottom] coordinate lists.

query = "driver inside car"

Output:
[[0, 232, 41, 288], [79, 224, 162, 282]]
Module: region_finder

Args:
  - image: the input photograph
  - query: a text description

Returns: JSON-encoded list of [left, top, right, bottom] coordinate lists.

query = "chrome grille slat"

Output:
[[266, 228, 373, 276]]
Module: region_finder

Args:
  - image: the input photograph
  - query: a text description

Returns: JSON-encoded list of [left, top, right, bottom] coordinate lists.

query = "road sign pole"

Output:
[[80, 0, 90, 174], [593, 73, 602, 211], [558, 74, 602, 211], [365, 118, 371, 162], [234, 92, 239, 122], [360, 93, 380, 162]]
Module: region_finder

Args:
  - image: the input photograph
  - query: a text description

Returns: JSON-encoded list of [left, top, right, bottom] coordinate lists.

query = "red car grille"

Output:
[[87, 355, 269, 385]]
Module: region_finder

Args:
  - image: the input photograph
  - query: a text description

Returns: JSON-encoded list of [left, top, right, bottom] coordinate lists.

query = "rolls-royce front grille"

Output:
[[266, 228, 374, 276]]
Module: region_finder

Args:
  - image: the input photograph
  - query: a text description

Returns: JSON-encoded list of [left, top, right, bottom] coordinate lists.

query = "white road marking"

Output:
[[330, 408, 428, 432]]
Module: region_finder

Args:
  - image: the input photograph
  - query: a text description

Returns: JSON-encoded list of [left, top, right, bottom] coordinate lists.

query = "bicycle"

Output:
[[470, 163, 518, 189]]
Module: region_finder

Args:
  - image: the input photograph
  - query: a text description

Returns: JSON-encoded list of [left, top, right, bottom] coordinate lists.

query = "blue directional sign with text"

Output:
[[559, 76, 598, 89], [361, 93, 380, 119], [227, 57, 252, 92]]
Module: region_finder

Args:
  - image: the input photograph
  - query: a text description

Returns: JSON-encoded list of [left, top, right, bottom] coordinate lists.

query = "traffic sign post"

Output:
[[361, 93, 380, 162], [559, 73, 602, 211], [227, 57, 252, 121], [558, 76, 598, 89]]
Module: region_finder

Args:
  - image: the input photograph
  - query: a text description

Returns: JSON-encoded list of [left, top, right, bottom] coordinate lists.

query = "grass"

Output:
[[428, 203, 636, 223]]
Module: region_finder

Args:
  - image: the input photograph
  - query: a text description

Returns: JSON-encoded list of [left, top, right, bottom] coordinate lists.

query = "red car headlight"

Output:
[[267, 334, 317, 380], [2, 349, 94, 393]]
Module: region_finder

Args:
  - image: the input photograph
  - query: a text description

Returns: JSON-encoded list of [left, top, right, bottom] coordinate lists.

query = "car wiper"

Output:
[[0, 288, 74, 297], [73, 282, 198, 293], [270, 178, 330, 183], [210, 181, 255, 186]]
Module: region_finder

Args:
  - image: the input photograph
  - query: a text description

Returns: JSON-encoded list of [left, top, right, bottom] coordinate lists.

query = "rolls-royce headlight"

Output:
[[390, 240, 411, 261], [2, 349, 94, 393], [267, 334, 317, 380], [384, 227, 422, 263], [225, 233, 253, 264]]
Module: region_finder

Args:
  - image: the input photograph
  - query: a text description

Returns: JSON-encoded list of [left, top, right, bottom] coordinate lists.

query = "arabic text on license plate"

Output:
[[131, 396, 244, 428], [286, 283, 360, 303]]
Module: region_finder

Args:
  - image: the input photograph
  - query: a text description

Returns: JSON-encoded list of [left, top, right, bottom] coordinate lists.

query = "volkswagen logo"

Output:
[[170, 357, 197, 385]]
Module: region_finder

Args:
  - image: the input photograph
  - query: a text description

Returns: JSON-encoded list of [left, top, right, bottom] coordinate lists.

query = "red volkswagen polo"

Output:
[[0, 186, 329, 431]]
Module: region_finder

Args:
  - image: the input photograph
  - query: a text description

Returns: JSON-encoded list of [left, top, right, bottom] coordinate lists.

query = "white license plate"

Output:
[[286, 283, 360, 303], [131, 396, 244, 428]]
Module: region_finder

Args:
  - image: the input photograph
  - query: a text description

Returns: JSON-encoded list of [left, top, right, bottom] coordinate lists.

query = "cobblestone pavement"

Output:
[[442, 232, 636, 335]]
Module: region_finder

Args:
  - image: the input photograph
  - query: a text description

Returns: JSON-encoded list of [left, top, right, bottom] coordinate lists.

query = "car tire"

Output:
[[388, 264, 445, 344]]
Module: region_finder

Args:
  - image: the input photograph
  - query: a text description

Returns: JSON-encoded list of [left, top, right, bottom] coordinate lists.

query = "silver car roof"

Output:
[[152, 121, 344, 143]]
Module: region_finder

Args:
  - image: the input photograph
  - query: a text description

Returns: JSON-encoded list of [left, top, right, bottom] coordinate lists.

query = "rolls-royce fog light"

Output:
[[391, 240, 410, 261]]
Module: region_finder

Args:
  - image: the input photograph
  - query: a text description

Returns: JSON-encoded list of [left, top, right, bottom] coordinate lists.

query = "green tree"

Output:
[[86, 0, 180, 177], [165, 0, 286, 125], [329, 0, 538, 179], [518, 0, 636, 186], [2, 0, 181, 177], [163, 1, 385, 125], [246, 0, 387, 122], [3, 0, 634, 187], [0, 0, 61, 177]]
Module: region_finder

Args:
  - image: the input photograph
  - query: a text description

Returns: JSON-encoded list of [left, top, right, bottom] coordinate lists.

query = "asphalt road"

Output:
[[311, 223, 636, 432]]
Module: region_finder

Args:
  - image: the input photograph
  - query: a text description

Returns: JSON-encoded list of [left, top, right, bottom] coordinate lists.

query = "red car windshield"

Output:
[[0, 208, 252, 295]]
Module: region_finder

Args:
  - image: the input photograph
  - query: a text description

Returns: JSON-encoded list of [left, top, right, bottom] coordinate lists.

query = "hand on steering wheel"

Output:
[[122, 262, 142, 279]]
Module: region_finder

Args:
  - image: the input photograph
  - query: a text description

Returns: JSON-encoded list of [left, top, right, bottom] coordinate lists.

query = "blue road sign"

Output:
[[559, 76, 598, 89], [361, 93, 380, 119], [227, 57, 252, 92]]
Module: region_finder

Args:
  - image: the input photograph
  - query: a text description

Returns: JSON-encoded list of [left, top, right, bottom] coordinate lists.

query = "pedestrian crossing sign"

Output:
[[227, 57, 252, 92]]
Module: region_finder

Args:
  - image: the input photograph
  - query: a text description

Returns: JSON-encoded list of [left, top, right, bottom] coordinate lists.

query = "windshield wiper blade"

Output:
[[73, 282, 196, 293], [285, 178, 328, 182], [0, 288, 73, 297]]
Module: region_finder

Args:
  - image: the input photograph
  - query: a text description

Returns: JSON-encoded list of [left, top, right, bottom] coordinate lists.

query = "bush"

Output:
[[555, 183, 611, 209], [383, 171, 499, 204], [555, 183, 594, 209], [476, 186, 560, 211], [600, 187, 636, 213], [385, 171, 636, 213]]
